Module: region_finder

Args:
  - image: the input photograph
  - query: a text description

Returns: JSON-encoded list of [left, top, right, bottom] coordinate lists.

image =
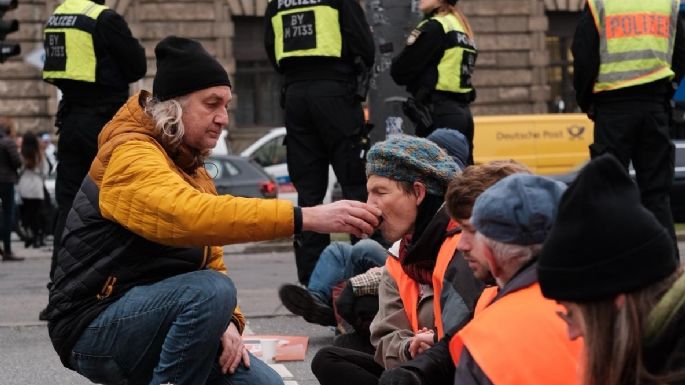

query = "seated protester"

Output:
[[279, 238, 390, 327], [333, 129, 473, 355], [538, 154, 685, 385], [43, 36, 381, 385], [279, 129, 471, 335], [379, 160, 531, 385], [448, 173, 582, 385], [311, 135, 484, 385]]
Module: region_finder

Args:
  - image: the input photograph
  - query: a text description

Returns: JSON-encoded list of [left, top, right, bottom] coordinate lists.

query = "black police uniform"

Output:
[[573, 6, 685, 253], [43, 0, 146, 281], [264, 0, 375, 285], [391, 9, 477, 164]]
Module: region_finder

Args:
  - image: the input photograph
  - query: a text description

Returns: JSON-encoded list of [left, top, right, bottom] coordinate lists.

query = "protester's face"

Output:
[[419, 0, 441, 13], [366, 175, 424, 243], [457, 219, 493, 282], [181, 86, 231, 151], [557, 301, 585, 340]]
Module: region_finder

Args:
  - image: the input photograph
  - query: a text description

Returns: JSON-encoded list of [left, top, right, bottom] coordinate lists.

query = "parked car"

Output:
[[549, 140, 685, 222], [206, 155, 278, 199], [240, 127, 337, 205]]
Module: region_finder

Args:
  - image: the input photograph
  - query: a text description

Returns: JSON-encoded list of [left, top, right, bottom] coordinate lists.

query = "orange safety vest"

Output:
[[448, 283, 582, 385], [385, 220, 461, 338], [431, 220, 461, 338]]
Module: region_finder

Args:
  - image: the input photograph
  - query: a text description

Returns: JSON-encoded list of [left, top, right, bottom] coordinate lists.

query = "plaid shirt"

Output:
[[349, 266, 384, 296]]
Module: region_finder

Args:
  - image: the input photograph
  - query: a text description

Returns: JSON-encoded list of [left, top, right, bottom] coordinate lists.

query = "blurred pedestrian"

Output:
[[43, 36, 380, 385], [0, 117, 22, 261], [264, 0, 375, 286], [573, 0, 685, 254], [391, 0, 477, 163], [17, 132, 49, 249], [39, 132, 56, 174], [447, 174, 582, 385], [539, 154, 684, 385], [42, 0, 147, 296]]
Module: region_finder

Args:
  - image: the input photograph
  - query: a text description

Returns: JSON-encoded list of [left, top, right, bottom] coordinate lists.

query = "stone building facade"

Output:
[[0, 0, 584, 148]]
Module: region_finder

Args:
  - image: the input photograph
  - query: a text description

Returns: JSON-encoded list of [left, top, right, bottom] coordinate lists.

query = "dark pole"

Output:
[[365, 0, 422, 142]]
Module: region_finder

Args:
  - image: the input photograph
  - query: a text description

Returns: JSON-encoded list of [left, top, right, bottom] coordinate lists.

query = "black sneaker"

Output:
[[278, 284, 336, 326]]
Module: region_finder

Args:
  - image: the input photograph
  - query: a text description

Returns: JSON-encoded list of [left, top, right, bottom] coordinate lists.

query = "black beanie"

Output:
[[153, 36, 231, 101], [538, 154, 677, 302]]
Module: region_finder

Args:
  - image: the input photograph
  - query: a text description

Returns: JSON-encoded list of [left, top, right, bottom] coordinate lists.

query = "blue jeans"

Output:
[[307, 239, 387, 304], [70, 270, 283, 385]]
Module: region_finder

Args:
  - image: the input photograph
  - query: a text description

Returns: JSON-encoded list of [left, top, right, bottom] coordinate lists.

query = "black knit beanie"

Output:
[[153, 36, 231, 101], [538, 154, 677, 302]]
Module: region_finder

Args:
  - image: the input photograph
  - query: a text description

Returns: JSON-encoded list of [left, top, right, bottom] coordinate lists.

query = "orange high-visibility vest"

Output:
[[385, 222, 461, 337], [385, 255, 421, 332], [448, 283, 582, 385], [431, 220, 461, 338]]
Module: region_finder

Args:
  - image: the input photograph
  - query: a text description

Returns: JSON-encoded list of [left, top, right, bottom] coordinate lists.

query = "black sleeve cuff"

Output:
[[293, 206, 303, 234]]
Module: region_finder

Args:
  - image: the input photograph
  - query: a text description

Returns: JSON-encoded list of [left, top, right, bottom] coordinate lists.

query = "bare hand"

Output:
[[218, 322, 250, 374], [302, 200, 381, 238], [408, 328, 435, 358]]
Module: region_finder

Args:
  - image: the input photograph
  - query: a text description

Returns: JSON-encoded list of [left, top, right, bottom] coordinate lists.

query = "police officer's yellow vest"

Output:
[[588, 0, 678, 93], [270, 0, 342, 64], [420, 13, 477, 94], [43, 0, 107, 83]]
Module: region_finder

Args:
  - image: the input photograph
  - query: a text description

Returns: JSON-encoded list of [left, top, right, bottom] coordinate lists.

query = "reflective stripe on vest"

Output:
[[423, 13, 477, 94], [43, 0, 107, 83], [449, 283, 583, 385], [588, 0, 677, 92], [385, 255, 421, 333], [271, 0, 342, 64], [431, 222, 461, 339]]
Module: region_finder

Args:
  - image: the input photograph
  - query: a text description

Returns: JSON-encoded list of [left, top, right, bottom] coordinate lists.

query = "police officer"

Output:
[[41, 0, 146, 313], [573, 0, 684, 255], [264, 0, 375, 285], [391, 0, 477, 163]]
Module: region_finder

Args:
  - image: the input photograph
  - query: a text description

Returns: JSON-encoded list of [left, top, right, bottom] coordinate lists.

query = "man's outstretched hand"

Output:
[[301, 200, 381, 238]]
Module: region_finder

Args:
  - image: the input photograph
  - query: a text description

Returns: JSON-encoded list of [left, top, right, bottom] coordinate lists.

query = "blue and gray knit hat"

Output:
[[366, 135, 459, 196]]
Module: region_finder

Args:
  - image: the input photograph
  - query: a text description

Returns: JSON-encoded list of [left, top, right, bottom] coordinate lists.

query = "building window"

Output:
[[546, 12, 581, 113], [233, 16, 284, 127]]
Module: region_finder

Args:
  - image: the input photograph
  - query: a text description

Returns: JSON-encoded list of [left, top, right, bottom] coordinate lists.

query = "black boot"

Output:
[[278, 284, 336, 326], [24, 229, 33, 248], [3, 253, 24, 262]]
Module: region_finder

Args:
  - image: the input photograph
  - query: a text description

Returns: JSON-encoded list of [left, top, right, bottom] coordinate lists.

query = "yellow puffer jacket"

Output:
[[88, 91, 295, 332]]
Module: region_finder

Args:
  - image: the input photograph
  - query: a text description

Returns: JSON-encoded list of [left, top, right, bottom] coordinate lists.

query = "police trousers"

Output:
[[284, 79, 368, 285], [50, 101, 121, 280], [431, 99, 474, 165], [591, 99, 678, 258]]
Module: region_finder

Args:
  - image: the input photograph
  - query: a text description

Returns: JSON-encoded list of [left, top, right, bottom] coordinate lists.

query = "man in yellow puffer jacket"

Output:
[[44, 36, 381, 385]]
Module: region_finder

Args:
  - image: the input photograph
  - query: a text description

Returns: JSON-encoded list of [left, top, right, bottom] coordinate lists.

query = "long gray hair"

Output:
[[144, 94, 190, 153]]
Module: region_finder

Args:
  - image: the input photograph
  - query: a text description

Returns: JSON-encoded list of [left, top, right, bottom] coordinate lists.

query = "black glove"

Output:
[[379, 367, 423, 385]]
